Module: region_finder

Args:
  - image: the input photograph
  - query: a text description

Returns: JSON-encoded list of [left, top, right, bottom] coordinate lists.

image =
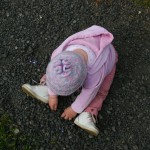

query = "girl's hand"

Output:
[[48, 96, 58, 111], [61, 107, 77, 120]]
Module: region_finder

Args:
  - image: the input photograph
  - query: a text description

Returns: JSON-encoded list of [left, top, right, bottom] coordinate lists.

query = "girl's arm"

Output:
[[48, 95, 58, 111], [71, 72, 104, 113], [47, 87, 58, 110], [40, 73, 58, 110], [71, 85, 100, 113]]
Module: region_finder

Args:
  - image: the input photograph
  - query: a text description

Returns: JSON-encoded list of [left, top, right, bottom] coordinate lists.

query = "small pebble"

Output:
[[19, 13, 23, 17], [88, 135, 93, 138], [17, 58, 20, 62], [14, 128, 19, 134], [68, 136, 72, 139], [73, 20, 76, 24], [118, 121, 121, 125], [99, 114, 103, 119], [112, 126, 116, 132], [106, 137, 110, 141], [6, 12, 10, 17], [3, 77, 7, 81], [123, 145, 128, 150], [104, 130, 108, 134], [11, 73, 15, 77], [133, 145, 138, 150], [107, 110, 111, 114]]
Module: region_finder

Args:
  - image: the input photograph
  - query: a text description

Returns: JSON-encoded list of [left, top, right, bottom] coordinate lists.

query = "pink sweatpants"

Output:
[[84, 65, 116, 117]]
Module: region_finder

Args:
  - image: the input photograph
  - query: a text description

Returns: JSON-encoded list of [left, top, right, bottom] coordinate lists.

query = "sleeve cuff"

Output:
[[71, 103, 83, 114], [48, 88, 57, 96]]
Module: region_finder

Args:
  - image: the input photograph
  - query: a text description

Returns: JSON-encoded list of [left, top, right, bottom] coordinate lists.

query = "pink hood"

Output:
[[51, 25, 116, 76]]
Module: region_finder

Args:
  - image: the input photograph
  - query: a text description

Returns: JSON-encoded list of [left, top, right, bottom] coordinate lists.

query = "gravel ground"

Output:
[[0, 0, 150, 149]]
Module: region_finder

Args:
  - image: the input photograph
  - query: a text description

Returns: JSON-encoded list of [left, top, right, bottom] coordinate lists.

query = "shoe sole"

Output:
[[74, 120, 99, 136], [22, 84, 48, 103]]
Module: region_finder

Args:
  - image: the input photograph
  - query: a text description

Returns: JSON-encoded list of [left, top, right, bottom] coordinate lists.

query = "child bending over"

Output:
[[22, 25, 118, 136]]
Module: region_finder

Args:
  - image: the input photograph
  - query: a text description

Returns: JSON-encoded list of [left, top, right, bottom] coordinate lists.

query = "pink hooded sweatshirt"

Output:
[[49, 25, 117, 113]]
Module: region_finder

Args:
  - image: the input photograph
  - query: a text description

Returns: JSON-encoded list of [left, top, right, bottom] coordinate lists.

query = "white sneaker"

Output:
[[74, 112, 99, 136], [22, 84, 49, 103]]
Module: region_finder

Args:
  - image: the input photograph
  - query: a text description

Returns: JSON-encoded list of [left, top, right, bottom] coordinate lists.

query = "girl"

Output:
[[22, 25, 118, 136]]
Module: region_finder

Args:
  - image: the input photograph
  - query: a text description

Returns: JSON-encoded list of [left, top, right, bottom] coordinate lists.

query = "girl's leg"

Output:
[[84, 65, 116, 117]]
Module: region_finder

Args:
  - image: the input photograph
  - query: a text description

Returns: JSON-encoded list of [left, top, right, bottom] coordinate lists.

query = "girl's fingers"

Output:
[[61, 113, 71, 120], [49, 105, 54, 111], [48, 100, 57, 111], [51, 105, 57, 111], [54, 105, 57, 110], [61, 113, 69, 120], [64, 115, 69, 120], [61, 112, 65, 118]]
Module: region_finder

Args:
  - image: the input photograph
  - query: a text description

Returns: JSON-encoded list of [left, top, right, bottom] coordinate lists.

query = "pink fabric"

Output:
[[42, 25, 118, 114], [51, 26, 114, 68], [71, 44, 116, 113], [84, 65, 116, 117], [46, 51, 87, 96]]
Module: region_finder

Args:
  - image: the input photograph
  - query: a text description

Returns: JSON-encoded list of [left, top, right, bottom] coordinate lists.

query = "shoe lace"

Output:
[[32, 79, 40, 85], [87, 113, 96, 123], [32, 79, 48, 97], [32, 79, 46, 85]]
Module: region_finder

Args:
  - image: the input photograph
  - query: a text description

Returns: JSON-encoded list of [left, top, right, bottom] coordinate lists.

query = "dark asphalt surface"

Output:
[[0, 0, 150, 149]]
